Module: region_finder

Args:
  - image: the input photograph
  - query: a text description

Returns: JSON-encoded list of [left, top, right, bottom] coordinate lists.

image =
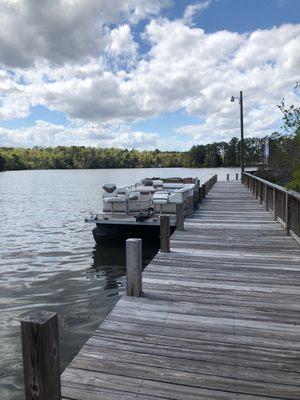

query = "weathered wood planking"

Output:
[[61, 181, 300, 400]]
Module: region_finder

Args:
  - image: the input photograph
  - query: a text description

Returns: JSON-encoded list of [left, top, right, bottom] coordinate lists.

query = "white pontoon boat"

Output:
[[85, 177, 199, 243]]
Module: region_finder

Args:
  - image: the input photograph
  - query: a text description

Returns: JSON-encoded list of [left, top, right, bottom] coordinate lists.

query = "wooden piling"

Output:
[[21, 310, 61, 400], [202, 184, 206, 198], [160, 215, 170, 253], [236, 173, 239, 180], [227, 174, 229, 181], [176, 203, 184, 231], [126, 238, 142, 297]]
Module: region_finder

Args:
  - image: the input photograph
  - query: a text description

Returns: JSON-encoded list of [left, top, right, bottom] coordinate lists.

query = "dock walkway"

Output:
[[61, 181, 300, 399]]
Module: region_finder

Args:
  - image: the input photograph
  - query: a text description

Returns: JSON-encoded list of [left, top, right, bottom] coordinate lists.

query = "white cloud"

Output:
[[0, 0, 169, 67], [107, 25, 138, 57], [0, 120, 159, 149], [0, 8, 299, 149], [183, 1, 212, 23]]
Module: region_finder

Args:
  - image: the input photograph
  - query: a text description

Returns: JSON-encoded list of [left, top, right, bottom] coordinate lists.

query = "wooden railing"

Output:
[[243, 172, 300, 243]]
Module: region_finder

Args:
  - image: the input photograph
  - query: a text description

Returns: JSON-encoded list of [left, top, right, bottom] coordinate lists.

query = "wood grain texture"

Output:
[[160, 215, 170, 253], [126, 238, 142, 297], [176, 203, 184, 231], [61, 181, 300, 400], [21, 310, 61, 400]]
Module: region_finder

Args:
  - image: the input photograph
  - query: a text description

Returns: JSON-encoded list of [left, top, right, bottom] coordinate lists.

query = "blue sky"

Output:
[[0, 0, 299, 149]]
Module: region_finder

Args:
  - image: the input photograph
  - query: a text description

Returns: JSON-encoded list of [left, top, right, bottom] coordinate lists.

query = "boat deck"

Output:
[[61, 180, 300, 399], [85, 213, 178, 226]]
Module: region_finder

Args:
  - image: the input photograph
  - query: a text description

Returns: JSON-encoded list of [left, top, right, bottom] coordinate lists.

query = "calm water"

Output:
[[0, 167, 240, 400]]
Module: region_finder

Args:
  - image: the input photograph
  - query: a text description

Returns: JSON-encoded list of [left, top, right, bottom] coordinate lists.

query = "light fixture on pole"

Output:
[[230, 91, 245, 175]]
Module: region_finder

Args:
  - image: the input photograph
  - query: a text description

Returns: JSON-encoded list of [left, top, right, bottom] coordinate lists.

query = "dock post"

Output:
[[236, 173, 239, 180], [160, 215, 170, 253], [227, 174, 229, 181], [176, 203, 184, 231], [202, 184, 206, 198], [126, 238, 142, 297], [21, 310, 61, 400]]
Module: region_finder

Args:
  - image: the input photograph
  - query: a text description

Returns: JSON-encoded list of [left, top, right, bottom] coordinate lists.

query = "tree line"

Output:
[[0, 125, 299, 192], [0, 136, 267, 171]]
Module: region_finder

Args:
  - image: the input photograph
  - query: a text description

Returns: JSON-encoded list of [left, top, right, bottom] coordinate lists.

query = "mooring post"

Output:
[[126, 238, 142, 297], [21, 310, 61, 400], [227, 174, 229, 181], [176, 203, 184, 231], [236, 173, 239, 180], [160, 215, 170, 253]]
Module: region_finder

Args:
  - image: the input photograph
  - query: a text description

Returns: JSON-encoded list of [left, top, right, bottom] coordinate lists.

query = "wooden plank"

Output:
[[61, 181, 300, 400]]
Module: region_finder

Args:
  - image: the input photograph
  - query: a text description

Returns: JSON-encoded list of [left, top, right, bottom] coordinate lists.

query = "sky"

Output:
[[0, 0, 299, 150]]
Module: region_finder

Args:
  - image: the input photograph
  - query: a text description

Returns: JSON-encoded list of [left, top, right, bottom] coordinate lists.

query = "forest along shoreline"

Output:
[[1, 129, 299, 192]]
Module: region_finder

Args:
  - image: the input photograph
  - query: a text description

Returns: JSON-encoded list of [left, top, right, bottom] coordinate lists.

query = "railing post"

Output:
[[260, 181, 263, 204], [227, 174, 229, 181], [160, 215, 170, 253], [285, 193, 290, 234], [194, 182, 199, 205], [126, 238, 142, 296], [265, 184, 268, 211], [21, 311, 61, 400], [202, 184, 206, 199], [176, 203, 184, 231], [272, 188, 276, 221], [198, 186, 203, 203], [187, 196, 193, 217]]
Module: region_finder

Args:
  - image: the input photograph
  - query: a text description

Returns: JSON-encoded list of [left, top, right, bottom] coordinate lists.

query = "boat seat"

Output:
[[103, 195, 127, 213], [103, 183, 117, 198], [153, 179, 163, 188], [103, 196, 126, 203], [117, 187, 130, 195], [153, 191, 169, 204], [163, 183, 185, 189]]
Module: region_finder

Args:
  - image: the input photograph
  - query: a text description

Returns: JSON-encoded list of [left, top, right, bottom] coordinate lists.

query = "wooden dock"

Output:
[[61, 180, 300, 399]]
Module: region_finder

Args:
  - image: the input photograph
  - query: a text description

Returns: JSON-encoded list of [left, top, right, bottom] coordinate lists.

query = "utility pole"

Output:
[[230, 91, 245, 177], [240, 91, 244, 173]]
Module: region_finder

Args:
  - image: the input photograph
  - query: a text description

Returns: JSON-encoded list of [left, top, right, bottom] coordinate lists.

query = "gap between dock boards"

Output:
[[20, 176, 300, 400], [60, 180, 300, 400]]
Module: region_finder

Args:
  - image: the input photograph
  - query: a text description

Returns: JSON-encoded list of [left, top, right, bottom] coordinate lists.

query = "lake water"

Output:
[[0, 167, 240, 399]]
